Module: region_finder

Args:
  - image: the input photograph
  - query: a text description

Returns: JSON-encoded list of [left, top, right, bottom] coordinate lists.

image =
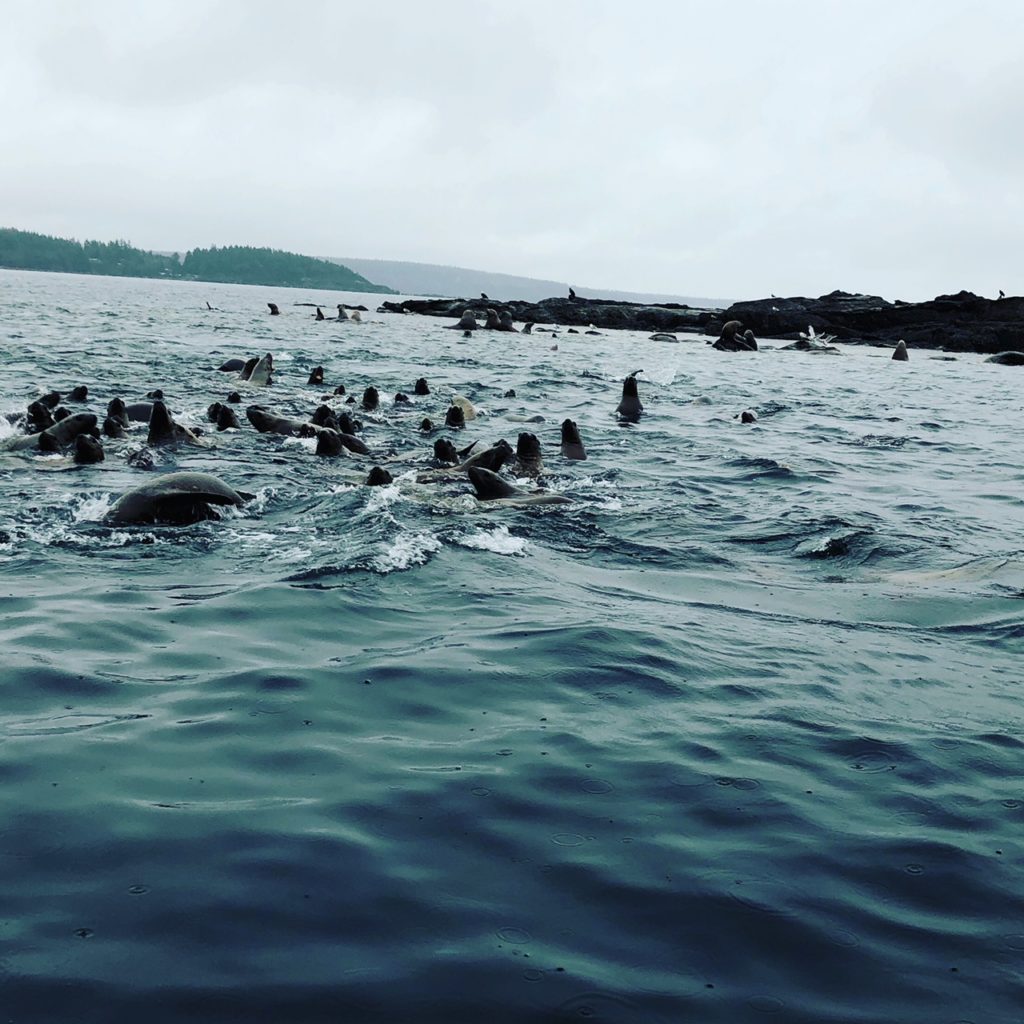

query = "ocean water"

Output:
[[0, 268, 1022, 1023]]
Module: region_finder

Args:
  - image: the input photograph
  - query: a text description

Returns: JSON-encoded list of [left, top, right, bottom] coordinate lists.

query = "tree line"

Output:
[[0, 228, 394, 293]]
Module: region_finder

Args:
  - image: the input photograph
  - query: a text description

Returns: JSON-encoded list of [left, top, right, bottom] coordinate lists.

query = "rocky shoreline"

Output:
[[381, 289, 1024, 354]]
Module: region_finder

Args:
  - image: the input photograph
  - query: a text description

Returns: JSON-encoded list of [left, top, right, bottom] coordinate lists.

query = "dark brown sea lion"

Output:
[[616, 375, 643, 422], [268, 303, 280, 315], [106, 472, 247, 526], [892, 340, 909, 361], [560, 419, 587, 460], [467, 467, 571, 506]]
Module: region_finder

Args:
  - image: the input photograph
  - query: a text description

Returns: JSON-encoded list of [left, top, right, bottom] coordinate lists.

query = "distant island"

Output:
[[0, 228, 396, 293]]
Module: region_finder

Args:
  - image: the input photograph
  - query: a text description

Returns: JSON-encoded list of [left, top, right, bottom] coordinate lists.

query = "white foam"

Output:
[[458, 525, 530, 556], [373, 531, 442, 573], [73, 493, 114, 522]]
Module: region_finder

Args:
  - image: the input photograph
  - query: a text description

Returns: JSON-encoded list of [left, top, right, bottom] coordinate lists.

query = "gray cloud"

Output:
[[1, 1, 1020, 300]]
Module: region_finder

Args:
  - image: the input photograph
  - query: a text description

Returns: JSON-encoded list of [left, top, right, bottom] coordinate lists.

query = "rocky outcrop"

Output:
[[379, 296, 713, 334], [380, 289, 1024, 354], [710, 290, 1024, 354]]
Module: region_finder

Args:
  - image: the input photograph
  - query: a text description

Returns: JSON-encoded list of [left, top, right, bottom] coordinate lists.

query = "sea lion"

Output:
[[714, 321, 757, 352], [362, 387, 380, 411], [560, 419, 587, 460], [268, 303, 280, 315], [246, 406, 310, 436], [226, 391, 241, 404], [26, 400, 54, 432], [103, 416, 126, 439], [366, 466, 393, 486], [467, 466, 571, 507], [616, 375, 643, 422], [314, 429, 369, 456], [73, 434, 104, 464], [239, 357, 259, 381], [106, 472, 247, 526], [433, 439, 459, 464], [2, 412, 98, 453], [740, 410, 758, 424], [106, 398, 129, 427], [481, 292, 489, 301], [522, 323, 534, 334], [308, 366, 324, 385], [147, 401, 200, 446], [514, 432, 543, 477], [414, 378, 430, 396], [146, 389, 165, 401], [336, 304, 350, 321], [984, 351, 1024, 365], [451, 394, 477, 421], [568, 287, 577, 300], [216, 405, 240, 431], [420, 418, 433, 432], [246, 353, 274, 386], [445, 405, 465, 429], [498, 311, 518, 332], [394, 392, 410, 404], [333, 384, 346, 396], [446, 310, 480, 331], [310, 404, 336, 427], [503, 389, 517, 398], [315, 306, 325, 321], [218, 358, 247, 372], [350, 310, 362, 323], [39, 391, 61, 409], [68, 385, 88, 402], [52, 407, 71, 422], [649, 333, 678, 342], [892, 340, 909, 362], [336, 410, 361, 434], [567, 328, 579, 335]]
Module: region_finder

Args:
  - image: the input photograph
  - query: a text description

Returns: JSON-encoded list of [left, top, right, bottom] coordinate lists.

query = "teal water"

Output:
[[1, 269, 1022, 1023]]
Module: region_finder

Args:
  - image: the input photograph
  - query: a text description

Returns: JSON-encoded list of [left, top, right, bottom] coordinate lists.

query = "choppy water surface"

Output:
[[1, 269, 1022, 1023]]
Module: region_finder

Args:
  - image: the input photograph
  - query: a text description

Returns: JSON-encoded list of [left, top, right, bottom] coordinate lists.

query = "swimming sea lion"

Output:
[[310, 404, 336, 427], [336, 410, 361, 434], [560, 419, 587, 460], [103, 416, 126, 439], [2, 412, 98, 453], [226, 391, 241, 404], [503, 389, 517, 398], [218, 358, 247, 372], [216, 405, 240, 430], [362, 387, 380, 411], [649, 333, 678, 342], [246, 353, 274, 386], [892, 340, 909, 362], [433, 439, 459, 464], [333, 384, 346, 396], [52, 407, 71, 422], [315, 306, 325, 321], [446, 310, 480, 331], [366, 466, 393, 486], [268, 303, 280, 315], [498, 311, 518, 332], [246, 406, 309, 436], [522, 323, 533, 335], [451, 394, 477, 421], [984, 351, 1024, 365], [106, 398, 129, 427], [740, 410, 758, 424], [68, 385, 88, 402], [106, 471, 247, 526], [467, 466, 571, 507], [314, 428, 369, 456], [414, 378, 430, 396], [714, 322, 757, 352], [420, 418, 433, 432], [39, 391, 61, 409], [308, 366, 324, 385], [147, 401, 200, 446], [350, 310, 362, 323], [73, 434, 104, 464], [394, 392, 410, 404], [26, 400, 54, 432], [515, 432, 543, 477], [616, 375, 643, 422], [337, 304, 350, 321], [445, 405, 465, 429], [239, 357, 259, 381]]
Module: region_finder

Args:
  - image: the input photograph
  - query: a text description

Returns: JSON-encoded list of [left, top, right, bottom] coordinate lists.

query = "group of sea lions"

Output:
[[1, 328, 626, 523]]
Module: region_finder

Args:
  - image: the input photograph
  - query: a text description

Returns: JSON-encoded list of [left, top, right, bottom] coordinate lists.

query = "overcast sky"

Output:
[[2, 1, 1020, 301]]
